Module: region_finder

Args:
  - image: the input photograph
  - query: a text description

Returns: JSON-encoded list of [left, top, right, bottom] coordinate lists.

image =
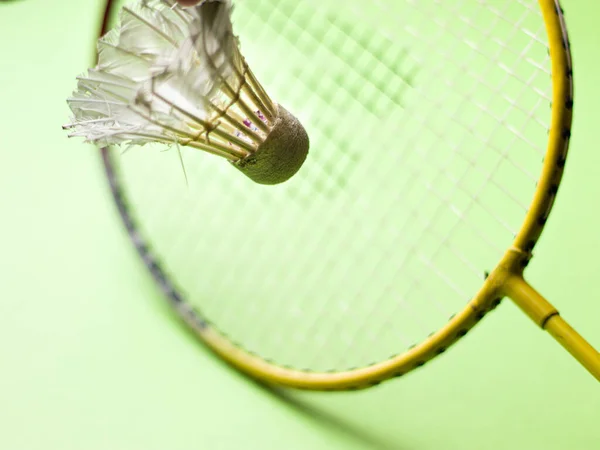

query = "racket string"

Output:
[[116, 0, 554, 370]]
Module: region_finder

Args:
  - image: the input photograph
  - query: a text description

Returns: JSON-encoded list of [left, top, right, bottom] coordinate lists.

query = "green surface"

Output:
[[1, 1, 599, 449]]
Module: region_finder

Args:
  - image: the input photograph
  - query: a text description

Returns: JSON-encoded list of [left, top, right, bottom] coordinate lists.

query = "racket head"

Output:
[[99, 0, 573, 390]]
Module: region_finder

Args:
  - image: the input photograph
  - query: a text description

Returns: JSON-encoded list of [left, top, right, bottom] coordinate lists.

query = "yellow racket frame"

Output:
[[100, 0, 600, 390]]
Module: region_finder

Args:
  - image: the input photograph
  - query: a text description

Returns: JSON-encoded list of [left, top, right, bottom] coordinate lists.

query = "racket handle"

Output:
[[544, 315, 600, 382], [505, 275, 600, 382]]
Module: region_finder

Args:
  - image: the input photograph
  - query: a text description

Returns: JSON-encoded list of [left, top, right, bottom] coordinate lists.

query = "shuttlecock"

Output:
[[63, 0, 309, 185]]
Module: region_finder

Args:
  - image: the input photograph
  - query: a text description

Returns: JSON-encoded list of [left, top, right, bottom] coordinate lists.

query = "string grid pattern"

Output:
[[114, 0, 553, 371]]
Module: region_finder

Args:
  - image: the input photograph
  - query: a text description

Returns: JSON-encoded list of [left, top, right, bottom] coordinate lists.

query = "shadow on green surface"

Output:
[[256, 383, 403, 450]]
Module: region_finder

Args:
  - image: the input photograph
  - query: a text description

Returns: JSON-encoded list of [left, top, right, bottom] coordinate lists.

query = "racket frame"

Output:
[[99, 0, 599, 389]]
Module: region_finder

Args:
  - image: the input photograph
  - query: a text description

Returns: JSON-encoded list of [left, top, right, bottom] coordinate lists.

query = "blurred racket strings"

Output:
[[104, 0, 552, 373]]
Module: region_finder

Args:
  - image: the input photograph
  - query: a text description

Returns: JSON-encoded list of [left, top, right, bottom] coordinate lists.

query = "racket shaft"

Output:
[[506, 275, 600, 382], [545, 315, 600, 382]]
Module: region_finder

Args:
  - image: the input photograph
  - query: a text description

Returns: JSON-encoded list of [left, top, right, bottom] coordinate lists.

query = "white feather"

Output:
[[66, 0, 243, 150]]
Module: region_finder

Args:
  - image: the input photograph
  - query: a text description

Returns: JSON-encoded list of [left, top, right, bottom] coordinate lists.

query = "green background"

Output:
[[1, 1, 599, 449]]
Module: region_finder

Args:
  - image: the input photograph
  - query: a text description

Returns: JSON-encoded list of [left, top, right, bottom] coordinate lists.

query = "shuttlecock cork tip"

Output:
[[233, 104, 309, 185]]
